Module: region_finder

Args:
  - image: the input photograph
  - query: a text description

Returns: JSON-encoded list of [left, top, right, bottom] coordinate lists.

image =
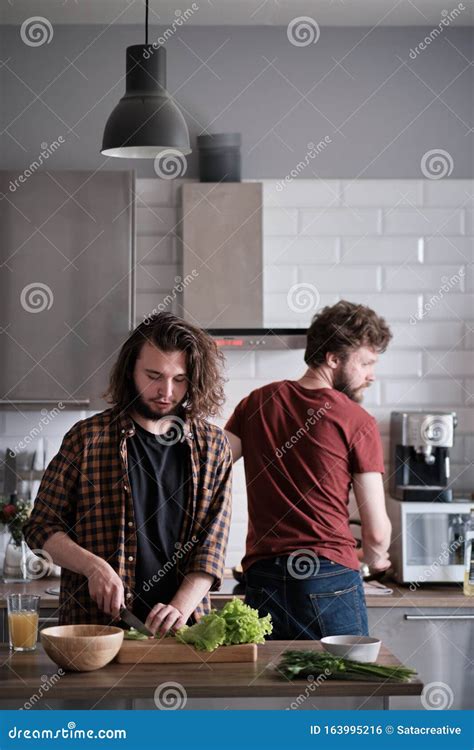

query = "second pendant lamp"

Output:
[[101, 0, 191, 158]]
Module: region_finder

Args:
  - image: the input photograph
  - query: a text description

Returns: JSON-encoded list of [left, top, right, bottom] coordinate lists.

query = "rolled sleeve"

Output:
[[184, 437, 233, 591], [23, 426, 81, 552], [224, 398, 246, 440]]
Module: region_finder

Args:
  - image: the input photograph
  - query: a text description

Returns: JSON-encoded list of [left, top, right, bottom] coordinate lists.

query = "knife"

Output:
[[120, 607, 153, 637]]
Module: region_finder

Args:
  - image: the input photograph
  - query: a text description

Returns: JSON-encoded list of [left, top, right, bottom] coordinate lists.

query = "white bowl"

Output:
[[321, 635, 381, 663]]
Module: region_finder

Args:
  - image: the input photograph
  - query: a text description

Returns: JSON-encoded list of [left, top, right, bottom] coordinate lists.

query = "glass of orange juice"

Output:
[[7, 594, 40, 652]]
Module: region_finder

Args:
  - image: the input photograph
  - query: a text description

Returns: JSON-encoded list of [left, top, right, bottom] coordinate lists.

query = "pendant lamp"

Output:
[[101, 0, 191, 158]]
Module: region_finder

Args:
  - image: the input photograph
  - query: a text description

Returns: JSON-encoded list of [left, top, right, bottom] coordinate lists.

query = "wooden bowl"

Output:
[[41, 624, 124, 672]]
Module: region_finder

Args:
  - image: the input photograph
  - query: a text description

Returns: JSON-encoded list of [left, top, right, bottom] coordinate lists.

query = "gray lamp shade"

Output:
[[101, 45, 191, 158]]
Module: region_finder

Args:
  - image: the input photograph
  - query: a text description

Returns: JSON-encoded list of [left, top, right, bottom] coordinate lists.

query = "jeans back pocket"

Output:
[[309, 583, 363, 637]]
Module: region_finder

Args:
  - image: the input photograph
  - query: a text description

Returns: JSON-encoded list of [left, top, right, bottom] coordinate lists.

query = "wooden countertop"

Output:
[[1, 577, 472, 610], [0, 641, 422, 703], [211, 577, 474, 608]]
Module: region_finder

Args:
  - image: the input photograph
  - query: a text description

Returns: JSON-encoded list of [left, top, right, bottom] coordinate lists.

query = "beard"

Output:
[[128, 381, 185, 421], [333, 367, 366, 403]]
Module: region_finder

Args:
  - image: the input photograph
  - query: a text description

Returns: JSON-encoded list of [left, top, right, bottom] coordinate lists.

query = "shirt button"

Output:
[[123, 484, 129, 492], [128, 555, 134, 562], [128, 521, 133, 528], [126, 592, 133, 599], [121, 428, 126, 435]]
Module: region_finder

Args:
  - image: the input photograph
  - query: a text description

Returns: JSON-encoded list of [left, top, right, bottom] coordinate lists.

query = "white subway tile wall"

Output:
[[1, 179, 472, 571]]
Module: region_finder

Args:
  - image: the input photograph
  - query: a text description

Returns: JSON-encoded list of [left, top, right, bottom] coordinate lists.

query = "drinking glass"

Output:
[[7, 593, 40, 652]]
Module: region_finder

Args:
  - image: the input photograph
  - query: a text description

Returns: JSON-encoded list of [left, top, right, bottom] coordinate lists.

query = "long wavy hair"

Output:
[[305, 300, 392, 368], [104, 312, 226, 421]]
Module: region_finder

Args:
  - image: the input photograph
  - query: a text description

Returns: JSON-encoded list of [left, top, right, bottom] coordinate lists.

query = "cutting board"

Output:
[[116, 639, 257, 664]]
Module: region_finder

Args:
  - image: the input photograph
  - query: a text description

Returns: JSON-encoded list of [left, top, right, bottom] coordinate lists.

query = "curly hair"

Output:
[[104, 312, 226, 421], [304, 300, 392, 368]]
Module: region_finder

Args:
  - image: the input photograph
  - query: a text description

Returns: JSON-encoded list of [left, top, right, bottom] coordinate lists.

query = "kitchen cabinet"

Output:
[[0, 171, 135, 411], [368, 607, 474, 709], [180, 182, 263, 328]]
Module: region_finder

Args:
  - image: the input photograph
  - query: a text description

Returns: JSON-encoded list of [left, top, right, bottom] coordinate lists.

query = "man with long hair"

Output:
[[24, 313, 232, 634], [225, 300, 392, 640]]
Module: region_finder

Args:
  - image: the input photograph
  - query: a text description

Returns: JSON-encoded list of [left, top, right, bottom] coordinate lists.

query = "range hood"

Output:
[[206, 328, 306, 350], [180, 182, 307, 351]]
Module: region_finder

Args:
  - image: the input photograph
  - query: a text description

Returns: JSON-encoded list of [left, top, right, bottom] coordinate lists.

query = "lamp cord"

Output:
[[145, 0, 149, 45]]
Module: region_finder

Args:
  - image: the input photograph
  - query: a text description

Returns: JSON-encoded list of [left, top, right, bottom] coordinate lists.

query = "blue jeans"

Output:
[[244, 555, 369, 640]]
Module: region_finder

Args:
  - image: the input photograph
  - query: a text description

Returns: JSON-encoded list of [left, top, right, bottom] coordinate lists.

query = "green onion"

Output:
[[277, 650, 417, 683]]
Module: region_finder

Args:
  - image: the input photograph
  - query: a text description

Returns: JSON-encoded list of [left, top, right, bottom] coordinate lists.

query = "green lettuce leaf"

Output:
[[175, 613, 226, 652], [219, 598, 273, 645], [175, 598, 273, 652]]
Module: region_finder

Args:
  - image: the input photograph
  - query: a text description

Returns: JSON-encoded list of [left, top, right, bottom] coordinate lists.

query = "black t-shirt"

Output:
[[127, 420, 190, 622]]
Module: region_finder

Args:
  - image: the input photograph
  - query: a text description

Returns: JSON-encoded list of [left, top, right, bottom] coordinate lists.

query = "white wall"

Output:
[[132, 176, 474, 565], [1, 177, 472, 568]]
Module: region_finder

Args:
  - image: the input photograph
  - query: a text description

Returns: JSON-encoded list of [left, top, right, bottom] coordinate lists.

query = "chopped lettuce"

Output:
[[123, 627, 149, 640], [175, 613, 226, 652], [175, 598, 272, 652]]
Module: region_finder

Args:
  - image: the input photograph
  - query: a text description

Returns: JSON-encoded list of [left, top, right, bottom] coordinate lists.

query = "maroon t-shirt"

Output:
[[225, 380, 385, 572]]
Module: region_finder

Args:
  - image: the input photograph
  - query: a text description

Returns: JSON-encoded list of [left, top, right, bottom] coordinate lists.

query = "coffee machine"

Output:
[[389, 411, 456, 503], [387, 410, 473, 584]]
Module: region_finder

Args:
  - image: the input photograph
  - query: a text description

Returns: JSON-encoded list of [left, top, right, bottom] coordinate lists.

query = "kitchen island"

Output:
[[1, 578, 471, 708], [0, 640, 422, 710]]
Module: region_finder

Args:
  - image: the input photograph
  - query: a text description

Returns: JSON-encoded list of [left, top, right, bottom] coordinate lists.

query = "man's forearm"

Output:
[[44, 532, 125, 617], [170, 572, 214, 621], [353, 473, 391, 570], [361, 527, 391, 569], [43, 531, 101, 578]]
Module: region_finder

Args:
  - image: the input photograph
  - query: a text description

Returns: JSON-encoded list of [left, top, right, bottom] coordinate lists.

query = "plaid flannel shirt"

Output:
[[23, 408, 232, 625]]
